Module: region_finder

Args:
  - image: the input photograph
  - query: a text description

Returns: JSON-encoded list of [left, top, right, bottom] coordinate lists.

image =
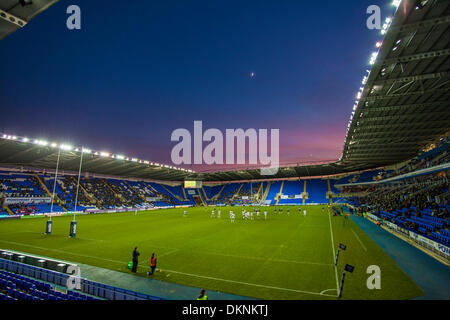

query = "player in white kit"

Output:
[[218, 210, 221, 218], [264, 211, 267, 219], [230, 212, 235, 223], [211, 209, 215, 218], [303, 209, 307, 217], [183, 210, 187, 217]]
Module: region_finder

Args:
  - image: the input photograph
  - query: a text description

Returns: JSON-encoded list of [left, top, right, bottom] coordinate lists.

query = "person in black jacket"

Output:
[[132, 246, 140, 273]]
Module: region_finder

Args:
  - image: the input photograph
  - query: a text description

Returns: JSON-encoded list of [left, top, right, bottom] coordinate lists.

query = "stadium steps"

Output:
[[231, 184, 244, 201], [275, 181, 284, 205], [327, 180, 333, 204], [201, 187, 209, 202], [122, 180, 143, 200], [125, 180, 148, 202], [34, 174, 52, 197], [259, 182, 271, 204], [103, 179, 121, 198], [34, 175, 68, 212], [2, 203, 13, 215], [159, 184, 183, 202], [255, 182, 263, 201], [302, 180, 307, 204], [77, 179, 104, 209], [197, 192, 206, 206], [181, 185, 188, 201]]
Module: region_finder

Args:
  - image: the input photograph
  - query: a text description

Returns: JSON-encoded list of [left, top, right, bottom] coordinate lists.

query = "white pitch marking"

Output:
[[158, 248, 179, 258], [327, 207, 340, 294], [351, 228, 367, 251], [320, 288, 338, 295], [163, 268, 337, 298]]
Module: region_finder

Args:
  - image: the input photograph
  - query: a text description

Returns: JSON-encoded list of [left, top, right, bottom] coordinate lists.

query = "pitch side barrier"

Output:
[[365, 212, 450, 263], [0, 205, 193, 221]]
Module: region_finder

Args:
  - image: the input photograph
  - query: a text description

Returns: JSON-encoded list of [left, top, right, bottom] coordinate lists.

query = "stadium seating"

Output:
[[0, 258, 163, 300], [305, 179, 329, 204]]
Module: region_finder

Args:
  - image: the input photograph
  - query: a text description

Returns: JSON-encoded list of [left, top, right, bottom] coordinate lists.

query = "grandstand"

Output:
[[0, 0, 449, 303]]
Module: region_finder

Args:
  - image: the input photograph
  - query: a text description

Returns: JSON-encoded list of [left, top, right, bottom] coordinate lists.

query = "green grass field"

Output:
[[0, 205, 423, 300]]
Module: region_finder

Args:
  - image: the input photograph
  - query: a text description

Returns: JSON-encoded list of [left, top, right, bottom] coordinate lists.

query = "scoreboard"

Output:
[[184, 181, 202, 189]]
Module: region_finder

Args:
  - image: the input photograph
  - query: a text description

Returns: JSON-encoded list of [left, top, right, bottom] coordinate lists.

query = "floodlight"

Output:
[[116, 155, 125, 160], [415, 0, 429, 9], [392, 0, 401, 8], [59, 144, 73, 151], [34, 140, 48, 146]]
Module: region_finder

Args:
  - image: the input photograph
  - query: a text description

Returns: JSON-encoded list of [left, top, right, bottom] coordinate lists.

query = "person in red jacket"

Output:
[[147, 253, 157, 275]]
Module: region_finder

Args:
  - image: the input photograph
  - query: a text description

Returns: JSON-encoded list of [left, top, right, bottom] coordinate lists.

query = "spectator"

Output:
[[131, 246, 140, 273]]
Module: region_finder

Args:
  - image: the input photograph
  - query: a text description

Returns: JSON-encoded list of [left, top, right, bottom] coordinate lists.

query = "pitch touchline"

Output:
[[187, 249, 333, 267], [0, 239, 126, 265], [326, 207, 340, 293], [0, 238, 337, 298]]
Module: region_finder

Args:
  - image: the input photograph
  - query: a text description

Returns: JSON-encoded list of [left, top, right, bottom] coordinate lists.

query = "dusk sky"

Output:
[[0, 0, 394, 171]]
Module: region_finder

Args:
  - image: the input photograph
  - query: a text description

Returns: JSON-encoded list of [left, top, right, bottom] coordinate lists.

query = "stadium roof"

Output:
[[0, 0, 58, 40], [0, 0, 448, 182], [200, 0, 450, 181], [0, 134, 197, 182]]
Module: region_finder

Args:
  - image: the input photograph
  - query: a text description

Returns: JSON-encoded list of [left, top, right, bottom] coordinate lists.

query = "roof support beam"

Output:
[[389, 15, 450, 34], [351, 128, 444, 138], [369, 71, 450, 86], [381, 49, 450, 65], [359, 87, 449, 101], [364, 101, 446, 113]]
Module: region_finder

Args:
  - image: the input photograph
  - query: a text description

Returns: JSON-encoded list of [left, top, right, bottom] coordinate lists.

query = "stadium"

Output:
[[0, 0, 449, 305]]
